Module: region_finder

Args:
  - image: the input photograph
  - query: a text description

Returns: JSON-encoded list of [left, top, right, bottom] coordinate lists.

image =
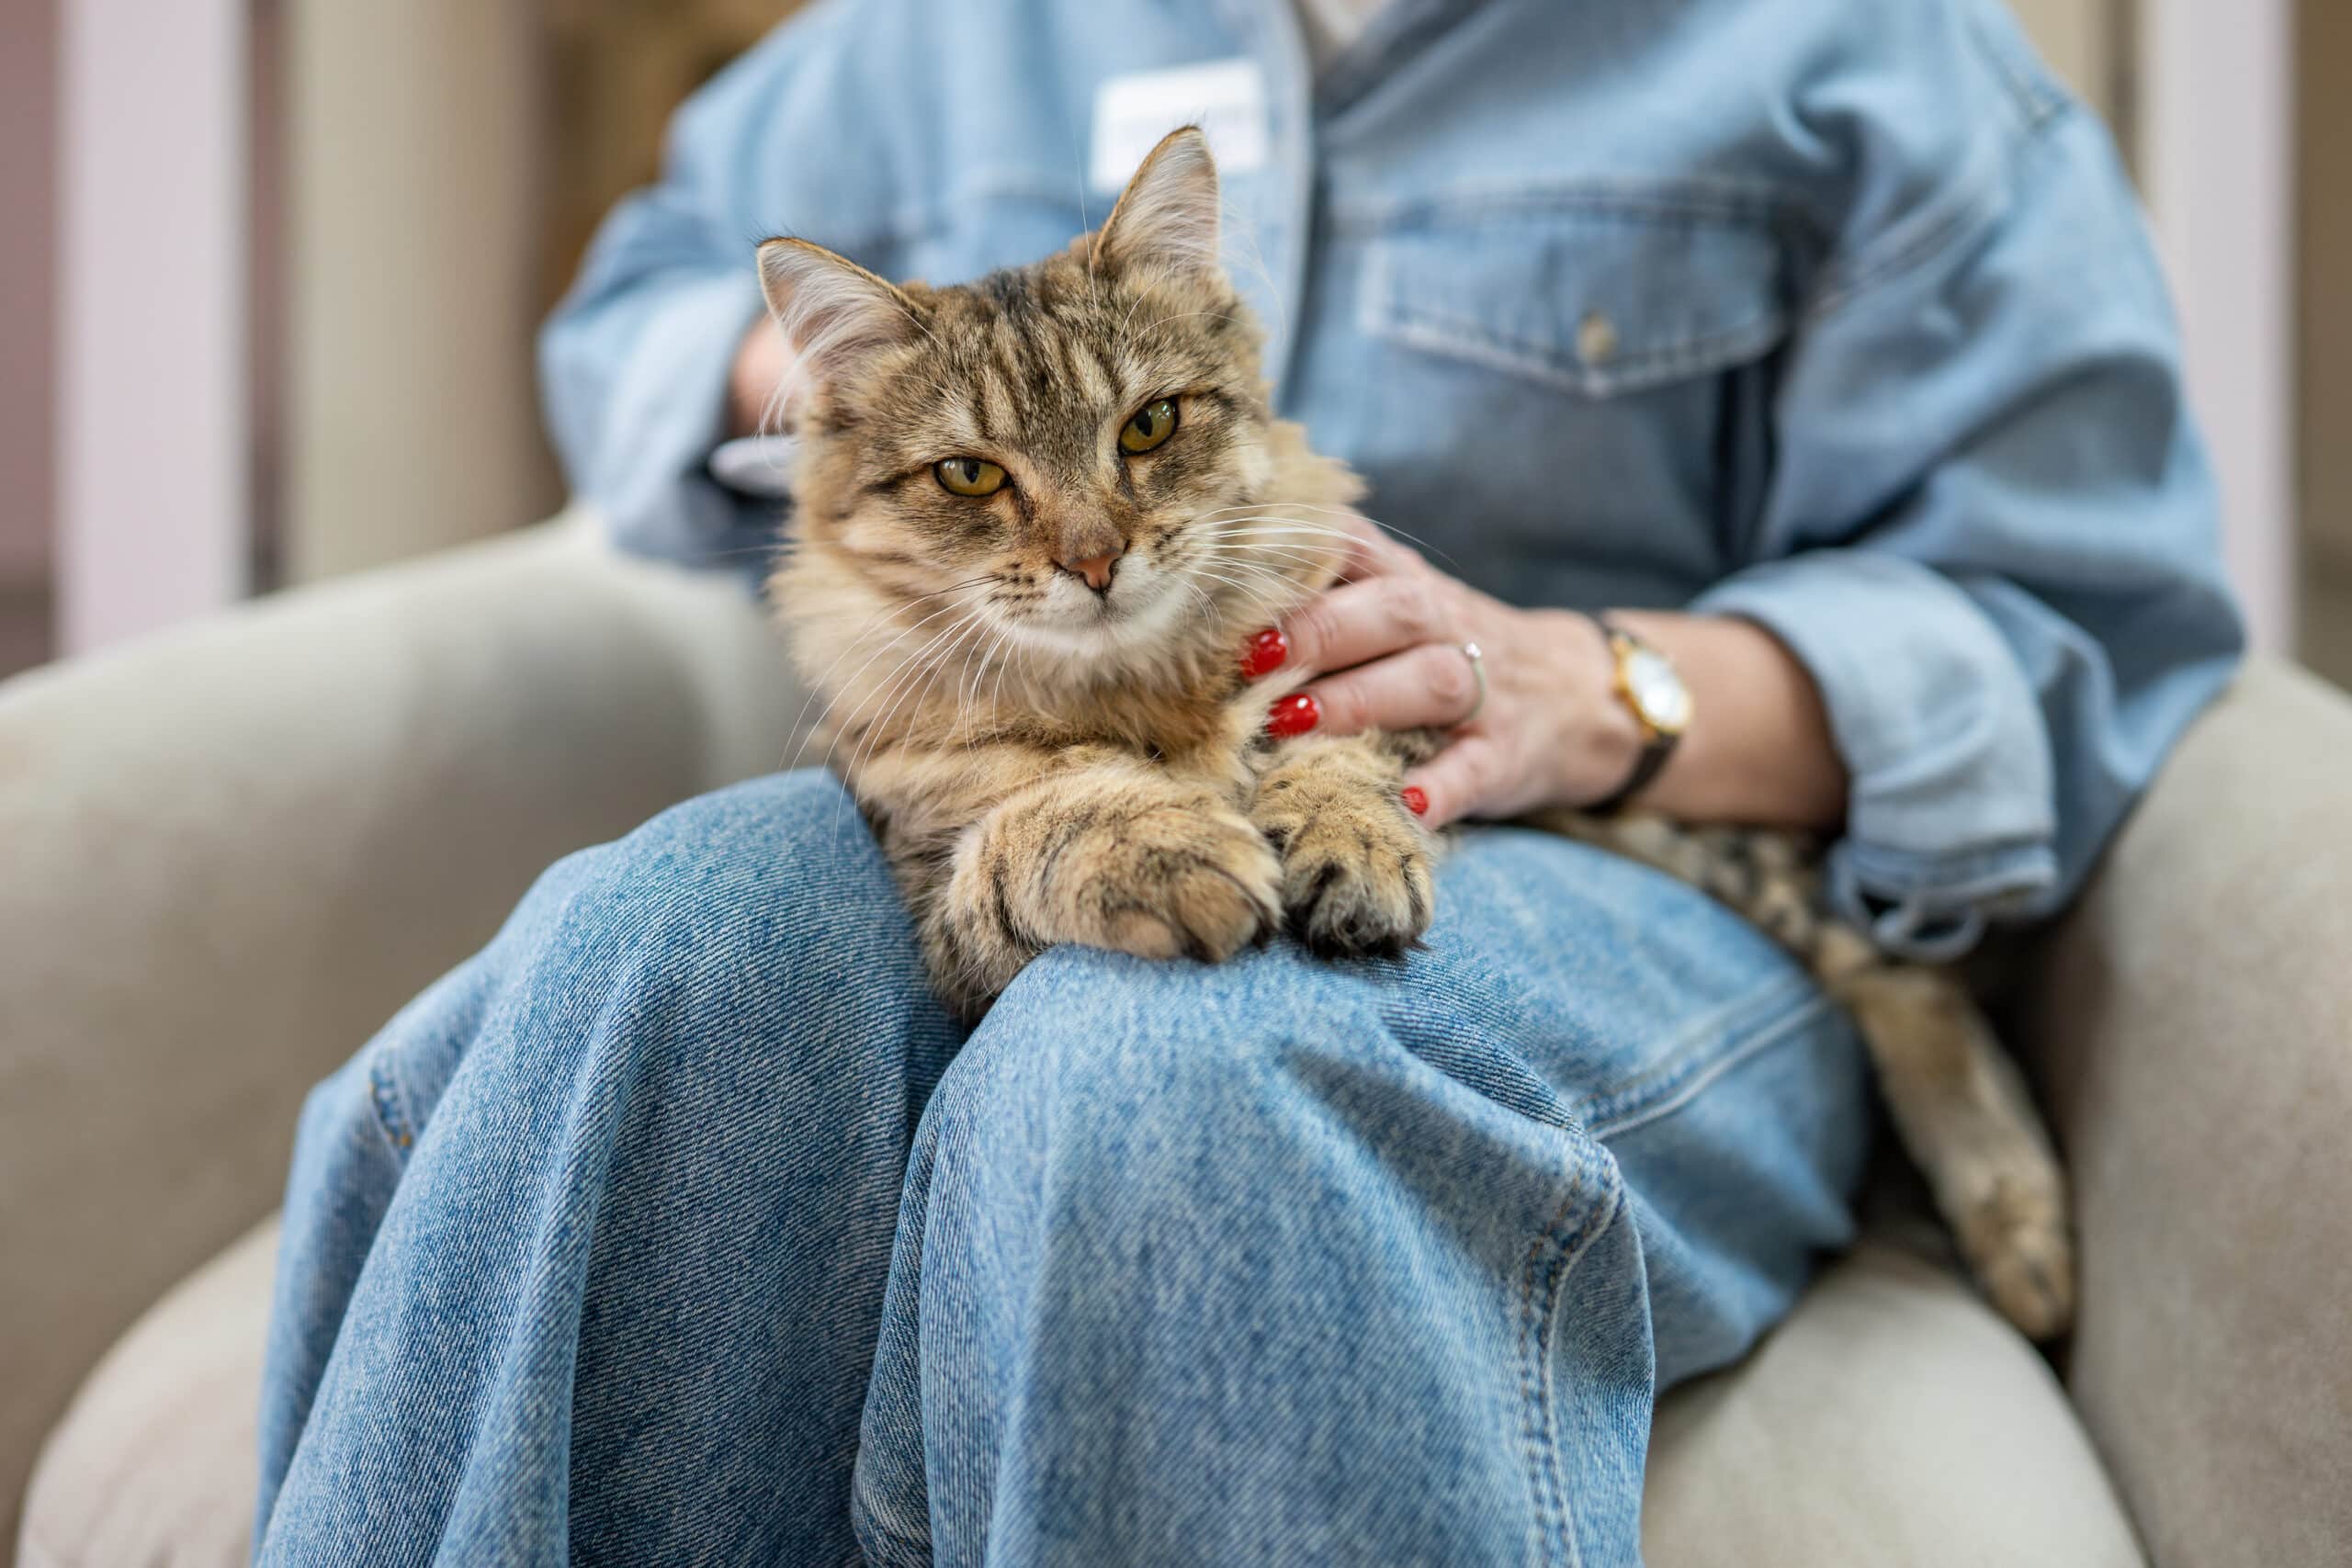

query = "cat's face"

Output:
[[759, 130, 1284, 665]]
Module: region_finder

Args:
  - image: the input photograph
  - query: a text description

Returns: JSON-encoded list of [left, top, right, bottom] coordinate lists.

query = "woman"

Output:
[[254, 0, 2241, 1562]]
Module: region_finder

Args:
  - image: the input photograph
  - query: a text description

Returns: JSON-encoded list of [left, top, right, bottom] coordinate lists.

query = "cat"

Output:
[[754, 127, 2073, 1341]]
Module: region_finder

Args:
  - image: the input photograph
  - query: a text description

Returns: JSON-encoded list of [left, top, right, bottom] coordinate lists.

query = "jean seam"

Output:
[[1544, 1170, 1624, 1568], [852, 1494, 933, 1568], [1517, 1140, 1625, 1568], [1567, 970, 1816, 1116], [1518, 1156, 1583, 1567], [1583, 992, 1838, 1145], [364, 1050, 415, 1154]]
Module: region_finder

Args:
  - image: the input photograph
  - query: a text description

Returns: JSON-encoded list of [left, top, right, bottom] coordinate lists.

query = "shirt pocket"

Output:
[[1343, 197, 1795, 604], [1356, 198, 1792, 398]]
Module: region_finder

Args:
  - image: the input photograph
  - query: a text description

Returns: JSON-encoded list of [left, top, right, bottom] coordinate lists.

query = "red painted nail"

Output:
[[1239, 626, 1288, 680], [1265, 692, 1319, 738], [1402, 786, 1429, 817]]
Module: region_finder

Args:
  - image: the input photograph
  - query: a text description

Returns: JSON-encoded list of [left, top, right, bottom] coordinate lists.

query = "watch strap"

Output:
[[1587, 615, 1681, 815]]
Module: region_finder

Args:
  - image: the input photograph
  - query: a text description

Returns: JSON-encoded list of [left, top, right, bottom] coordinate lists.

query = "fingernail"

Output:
[[1265, 692, 1319, 738], [1239, 626, 1288, 680], [1402, 785, 1429, 817]]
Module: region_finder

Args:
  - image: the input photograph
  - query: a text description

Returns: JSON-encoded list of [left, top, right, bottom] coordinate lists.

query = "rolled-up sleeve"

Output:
[[1693, 73, 2242, 958], [537, 3, 898, 568]]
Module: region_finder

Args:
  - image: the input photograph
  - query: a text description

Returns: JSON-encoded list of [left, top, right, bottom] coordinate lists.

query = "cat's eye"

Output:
[[934, 457, 1007, 497], [1119, 398, 1179, 455]]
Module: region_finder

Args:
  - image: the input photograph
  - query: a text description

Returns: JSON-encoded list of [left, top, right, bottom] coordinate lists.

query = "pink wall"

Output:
[[57, 0, 250, 650], [0, 0, 57, 581]]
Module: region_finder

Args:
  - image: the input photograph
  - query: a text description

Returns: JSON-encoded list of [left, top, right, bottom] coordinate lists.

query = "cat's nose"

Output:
[[1056, 550, 1122, 594]]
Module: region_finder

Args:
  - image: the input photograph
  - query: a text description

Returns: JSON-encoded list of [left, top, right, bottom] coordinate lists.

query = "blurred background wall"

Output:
[[1, 0, 2342, 685], [2301, 2, 2352, 683], [0, 0, 60, 674]]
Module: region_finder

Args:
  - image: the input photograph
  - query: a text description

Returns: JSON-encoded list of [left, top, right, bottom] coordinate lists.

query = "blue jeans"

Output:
[[254, 772, 1871, 1565]]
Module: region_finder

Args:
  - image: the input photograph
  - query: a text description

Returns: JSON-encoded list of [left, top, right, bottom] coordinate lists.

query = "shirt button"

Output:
[[1577, 310, 1618, 366]]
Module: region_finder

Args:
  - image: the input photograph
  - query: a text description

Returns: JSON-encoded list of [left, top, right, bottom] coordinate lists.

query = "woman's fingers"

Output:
[[1279, 571, 1451, 678], [1400, 736, 1500, 829], [1301, 641, 1483, 735]]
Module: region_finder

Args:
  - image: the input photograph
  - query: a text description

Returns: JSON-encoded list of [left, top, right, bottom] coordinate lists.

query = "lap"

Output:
[[440, 771, 1858, 1165], [265, 773, 1872, 1560], [969, 818, 1851, 1132]]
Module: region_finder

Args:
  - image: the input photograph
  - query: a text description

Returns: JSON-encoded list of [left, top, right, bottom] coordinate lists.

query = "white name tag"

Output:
[[1089, 58, 1270, 193]]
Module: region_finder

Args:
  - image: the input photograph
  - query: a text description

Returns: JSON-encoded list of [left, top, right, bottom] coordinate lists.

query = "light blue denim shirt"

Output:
[[540, 0, 2244, 959]]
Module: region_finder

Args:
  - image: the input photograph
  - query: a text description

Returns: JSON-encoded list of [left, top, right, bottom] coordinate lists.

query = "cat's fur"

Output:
[[757, 129, 2073, 1340]]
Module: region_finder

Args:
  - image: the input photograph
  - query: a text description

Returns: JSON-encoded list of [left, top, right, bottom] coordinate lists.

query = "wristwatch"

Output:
[[1586, 615, 1691, 814]]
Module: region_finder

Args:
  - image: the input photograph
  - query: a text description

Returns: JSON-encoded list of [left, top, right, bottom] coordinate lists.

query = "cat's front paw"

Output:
[[1256, 788, 1434, 959], [1071, 806, 1283, 964]]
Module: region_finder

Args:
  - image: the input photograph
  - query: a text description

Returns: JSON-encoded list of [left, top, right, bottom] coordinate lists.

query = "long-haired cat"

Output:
[[755, 128, 2072, 1340]]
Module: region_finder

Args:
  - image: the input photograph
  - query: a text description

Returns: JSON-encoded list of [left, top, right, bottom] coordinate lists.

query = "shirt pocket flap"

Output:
[[1360, 206, 1791, 398]]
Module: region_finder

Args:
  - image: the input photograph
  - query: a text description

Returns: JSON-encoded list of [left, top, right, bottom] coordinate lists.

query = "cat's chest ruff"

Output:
[[1076, 668, 1294, 795]]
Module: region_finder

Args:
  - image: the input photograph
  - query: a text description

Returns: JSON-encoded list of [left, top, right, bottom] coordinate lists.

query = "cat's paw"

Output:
[[1256, 790, 1434, 958], [1959, 1168, 2076, 1342], [1074, 807, 1283, 964]]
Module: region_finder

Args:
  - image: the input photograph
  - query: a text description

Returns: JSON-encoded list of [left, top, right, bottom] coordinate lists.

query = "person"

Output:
[[251, 1, 2242, 1562]]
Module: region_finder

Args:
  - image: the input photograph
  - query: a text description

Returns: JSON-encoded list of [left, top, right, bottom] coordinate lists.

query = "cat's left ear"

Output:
[[1091, 125, 1222, 280], [755, 236, 924, 389]]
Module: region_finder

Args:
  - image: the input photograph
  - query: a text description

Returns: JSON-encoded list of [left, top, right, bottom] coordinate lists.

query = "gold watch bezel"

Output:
[[1603, 626, 1691, 742]]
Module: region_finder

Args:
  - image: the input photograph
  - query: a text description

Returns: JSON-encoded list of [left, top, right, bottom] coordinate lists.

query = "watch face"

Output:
[[1623, 645, 1692, 733]]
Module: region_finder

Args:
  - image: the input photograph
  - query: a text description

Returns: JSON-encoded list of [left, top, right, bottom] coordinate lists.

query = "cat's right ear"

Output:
[[1092, 125, 1222, 280], [755, 237, 922, 390]]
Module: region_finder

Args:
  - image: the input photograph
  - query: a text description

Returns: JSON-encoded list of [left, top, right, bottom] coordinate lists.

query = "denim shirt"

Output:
[[540, 0, 2244, 960]]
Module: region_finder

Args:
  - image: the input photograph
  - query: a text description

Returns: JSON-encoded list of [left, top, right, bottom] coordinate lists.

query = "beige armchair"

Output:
[[6, 517, 2346, 1566]]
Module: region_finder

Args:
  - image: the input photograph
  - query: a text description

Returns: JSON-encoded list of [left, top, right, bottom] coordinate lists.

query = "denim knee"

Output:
[[508, 770, 902, 1004], [361, 770, 946, 1141], [933, 941, 1609, 1236], [956, 942, 1366, 1130]]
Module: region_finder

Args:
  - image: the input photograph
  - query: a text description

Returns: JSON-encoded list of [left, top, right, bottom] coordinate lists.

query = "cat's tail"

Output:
[[1525, 807, 2076, 1341]]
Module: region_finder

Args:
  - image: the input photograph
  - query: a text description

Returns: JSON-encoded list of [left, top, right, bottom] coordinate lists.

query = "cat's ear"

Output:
[[1091, 125, 1222, 280], [755, 236, 923, 389]]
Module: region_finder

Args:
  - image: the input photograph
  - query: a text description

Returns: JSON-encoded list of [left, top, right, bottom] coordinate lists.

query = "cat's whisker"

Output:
[[1206, 536, 1347, 568], [952, 615, 1014, 738], [783, 581, 996, 770], [1189, 570, 1300, 610], [1189, 531, 1348, 572], [1176, 579, 1219, 626], [1203, 519, 1364, 542], [824, 605, 993, 838], [805, 630, 950, 784], [1199, 544, 1329, 581], [780, 582, 983, 747], [814, 632, 941, 784], [950, 620, 992, 734], [1182, 564, 1296, 615], [1197, 524, 1354, 551], [787, 575, 991, 685], [1214, 502, 1473, 574], [851, 605, 989, 764]]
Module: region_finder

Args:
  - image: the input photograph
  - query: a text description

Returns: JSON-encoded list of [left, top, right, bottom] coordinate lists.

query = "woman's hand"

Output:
[[1239, 515, 1851, 832], [728, 315, 788, 437], [1244, 518, 1641, 829]]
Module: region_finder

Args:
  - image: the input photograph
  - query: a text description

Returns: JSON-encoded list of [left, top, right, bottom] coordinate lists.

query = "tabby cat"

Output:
[[756, 128, 2072, 1340]]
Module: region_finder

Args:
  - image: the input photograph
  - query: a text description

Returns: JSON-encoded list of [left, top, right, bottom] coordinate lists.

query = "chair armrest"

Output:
[[2022, 656, 2352, 1567], [0, 517, 797, 1533]]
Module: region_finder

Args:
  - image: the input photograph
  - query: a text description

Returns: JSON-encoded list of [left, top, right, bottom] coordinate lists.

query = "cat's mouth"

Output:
[[1005, 555, 1192, 658]]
